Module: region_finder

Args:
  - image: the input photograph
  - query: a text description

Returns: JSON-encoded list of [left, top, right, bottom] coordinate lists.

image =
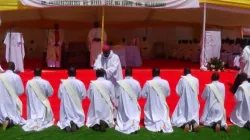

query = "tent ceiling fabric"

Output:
[[0, 6, 249, 28]]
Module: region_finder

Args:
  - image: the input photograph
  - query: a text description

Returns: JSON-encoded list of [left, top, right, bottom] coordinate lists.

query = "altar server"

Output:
[[230, 73, 250, 130], [142, 68, 173, 133], [115, 68, 141, 134], [93, 44, 122, 86], [86, 69, 116, 132], [200, 72, 230, 132], [46, 24, 64, 68], [0, 62, 25, 130], [22, 68, 54, 132], [171, 68, 199, 132], [88, 21, 107, 67], [57, 67, 86, 132], [4, 32, 25, 72]]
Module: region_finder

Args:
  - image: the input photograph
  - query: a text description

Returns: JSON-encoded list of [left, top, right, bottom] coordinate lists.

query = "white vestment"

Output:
[[88, 28, 107, 67], [200, 81, 227, 127], [171, 74, 199, 127], [0, 70, 25, 125], [22, 77, 54, 131], [142, 77, 173, 133], [93, 51, 123, 118], [57, 77, 86, 129], [4, 32, 25, 72], [93, 51, 123, 86], [239, 46, 250, 78], [233, 55, 241, 68], [230, 81, 250, 127], [115, 76, 141, 134], [86, 77, 115, 128]]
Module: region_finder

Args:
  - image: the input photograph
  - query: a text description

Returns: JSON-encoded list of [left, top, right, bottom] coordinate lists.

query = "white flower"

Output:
[[222, 62, 225, 65], [211, 65, 215, 68]]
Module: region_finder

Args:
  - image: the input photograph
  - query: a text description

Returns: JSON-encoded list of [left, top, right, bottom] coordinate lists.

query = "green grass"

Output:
[[0, 126, 250, 140]]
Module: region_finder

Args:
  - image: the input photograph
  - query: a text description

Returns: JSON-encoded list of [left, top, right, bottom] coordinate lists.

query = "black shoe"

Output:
[[70, 121, 77, 132], [244, 121, 250, 130], [91, 124, 100, 131], [100, 120, 107, 132], [64, 126, 71, 132], [132, 131, 138, 134], [216, 120, 222, 125], [158, 130, 163, 133]]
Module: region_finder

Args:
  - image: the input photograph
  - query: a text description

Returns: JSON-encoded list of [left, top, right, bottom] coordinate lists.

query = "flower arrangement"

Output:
[[207, 57, 225, 72]]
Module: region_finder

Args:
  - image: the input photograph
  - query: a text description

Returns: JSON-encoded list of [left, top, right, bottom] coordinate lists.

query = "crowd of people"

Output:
[[170, 38, 245, 68], [0, 43, 250, 135]]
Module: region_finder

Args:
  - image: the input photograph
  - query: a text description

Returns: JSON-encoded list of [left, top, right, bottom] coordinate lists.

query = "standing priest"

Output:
[[93, 44, 123, 86], [88, 21, 107, 67], [46, 24, 64, 68]]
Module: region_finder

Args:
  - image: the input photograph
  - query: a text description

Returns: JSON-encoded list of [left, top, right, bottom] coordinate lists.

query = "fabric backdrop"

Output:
[[200, 31, 221, 67], [20, 0, 199, 8]]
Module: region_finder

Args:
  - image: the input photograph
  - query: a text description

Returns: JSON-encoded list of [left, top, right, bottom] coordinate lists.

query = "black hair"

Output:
[[152, 68, 160, 77], [211, 72, 219, 81], [184, 68, 191, 76], [34, 68, 41, 76], [68, 66, 76, 77], [7, 62, 15, 71], [125, 68, 132, 77]]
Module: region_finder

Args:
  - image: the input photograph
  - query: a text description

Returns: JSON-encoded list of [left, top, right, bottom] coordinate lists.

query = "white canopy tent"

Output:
[[0, 0, 249, 67]]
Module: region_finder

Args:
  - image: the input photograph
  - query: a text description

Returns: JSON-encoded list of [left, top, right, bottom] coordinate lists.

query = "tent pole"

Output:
[[200, 2, 207, 68], [101, 7, 105, 51]]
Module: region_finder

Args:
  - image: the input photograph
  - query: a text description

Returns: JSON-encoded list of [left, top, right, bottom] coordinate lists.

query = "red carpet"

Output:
[[16, 60, 237, 125]]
